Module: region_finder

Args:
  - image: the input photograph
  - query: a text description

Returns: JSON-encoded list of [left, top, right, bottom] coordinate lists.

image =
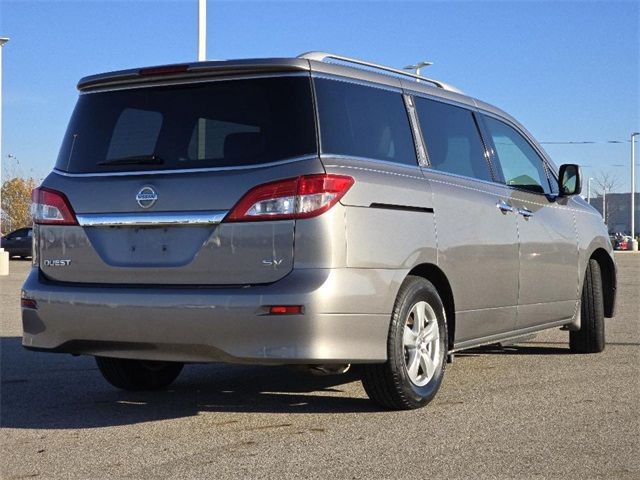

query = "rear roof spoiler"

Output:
[[77, 58, 312, 91]]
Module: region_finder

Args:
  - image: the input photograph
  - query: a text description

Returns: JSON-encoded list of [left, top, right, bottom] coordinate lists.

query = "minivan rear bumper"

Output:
[[21, 267, 402, 364]]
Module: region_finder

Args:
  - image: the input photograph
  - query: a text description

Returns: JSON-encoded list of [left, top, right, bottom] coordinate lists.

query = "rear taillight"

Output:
[[225, 174, 354, 222], [21, 298, 38, 310], [31, 187, 77, 225]]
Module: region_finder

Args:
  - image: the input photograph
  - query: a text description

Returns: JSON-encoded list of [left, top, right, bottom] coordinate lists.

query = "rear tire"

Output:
[[570, 259, 605, 353], [95, 357, 184, 391], [361, 276, 447, 410]]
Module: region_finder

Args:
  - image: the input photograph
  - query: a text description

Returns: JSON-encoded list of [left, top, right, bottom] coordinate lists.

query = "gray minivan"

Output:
[[22, 52, 616, 410]]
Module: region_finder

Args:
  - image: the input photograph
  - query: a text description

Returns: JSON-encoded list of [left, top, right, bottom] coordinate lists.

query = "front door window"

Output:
[[483, 116, 551, 194]]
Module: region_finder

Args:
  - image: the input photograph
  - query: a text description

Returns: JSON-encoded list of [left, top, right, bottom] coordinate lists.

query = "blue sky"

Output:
[[1, 0, 638, 191]]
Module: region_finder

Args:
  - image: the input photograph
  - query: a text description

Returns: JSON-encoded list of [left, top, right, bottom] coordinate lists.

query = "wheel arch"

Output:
[[407, 263, 456, 351], [588, 248, 616, 318]]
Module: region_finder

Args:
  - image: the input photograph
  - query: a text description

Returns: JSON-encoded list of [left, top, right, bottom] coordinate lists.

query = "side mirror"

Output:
[[558, 164, 582, 196]]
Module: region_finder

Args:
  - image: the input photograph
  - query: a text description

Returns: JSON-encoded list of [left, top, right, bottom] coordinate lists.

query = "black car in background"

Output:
[[1, 227, 33, 258]]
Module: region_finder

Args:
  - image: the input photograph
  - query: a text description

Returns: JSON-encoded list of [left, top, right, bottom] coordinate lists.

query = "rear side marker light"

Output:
[[226, 174, 354, 222], [21, 298, 38, 309], [32, 187, 78, 225], [269, 305, 303, 315]]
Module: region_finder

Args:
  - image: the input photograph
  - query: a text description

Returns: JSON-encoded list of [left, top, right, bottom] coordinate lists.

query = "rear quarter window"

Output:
[[415, 97, 492, 182], [314, 78, 418, 167]]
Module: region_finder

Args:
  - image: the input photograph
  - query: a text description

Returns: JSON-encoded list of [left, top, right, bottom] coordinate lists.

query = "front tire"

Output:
[[361, 276, 447, 410], [570, 258, 605, 353], [95, 357, 184, 391]]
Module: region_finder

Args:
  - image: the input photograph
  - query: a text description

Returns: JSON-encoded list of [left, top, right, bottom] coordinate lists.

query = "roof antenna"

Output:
[[404, 61, 433, 81]]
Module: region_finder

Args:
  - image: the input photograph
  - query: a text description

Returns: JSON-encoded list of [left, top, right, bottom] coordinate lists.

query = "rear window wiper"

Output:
[[97, 154, 165, 166]]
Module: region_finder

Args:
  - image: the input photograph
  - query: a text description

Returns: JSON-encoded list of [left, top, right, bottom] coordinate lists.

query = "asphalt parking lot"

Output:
[[1, 255, 638, 479]]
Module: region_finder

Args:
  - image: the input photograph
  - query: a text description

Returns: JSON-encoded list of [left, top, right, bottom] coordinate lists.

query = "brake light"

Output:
[[31, 187, 78, 225], [226, 174, 354, 222], [139, 64, 189, 76]]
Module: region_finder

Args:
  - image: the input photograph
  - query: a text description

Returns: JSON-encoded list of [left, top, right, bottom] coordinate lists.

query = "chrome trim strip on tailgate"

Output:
[[76, 211, 228, 227]]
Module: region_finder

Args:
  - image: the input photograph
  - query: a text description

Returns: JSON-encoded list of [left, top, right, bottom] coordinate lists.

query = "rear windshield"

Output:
[[56, 76, 317, 173]]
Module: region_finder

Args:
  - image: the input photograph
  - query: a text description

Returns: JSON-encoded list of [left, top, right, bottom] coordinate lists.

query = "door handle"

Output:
[[517, 207, 534, 219], [496, 200, 514, 214]]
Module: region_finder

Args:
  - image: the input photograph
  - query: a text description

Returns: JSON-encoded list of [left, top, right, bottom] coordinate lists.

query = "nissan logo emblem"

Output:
[[136, 186, 158, 209]]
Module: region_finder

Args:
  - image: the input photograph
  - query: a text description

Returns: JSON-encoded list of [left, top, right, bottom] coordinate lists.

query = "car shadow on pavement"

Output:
[[6, 336, 627, 430], [459, 340, 640, 358], [464, 344, 572, 356], [454, 342, 574, 358], [1, 337, 378, 430]]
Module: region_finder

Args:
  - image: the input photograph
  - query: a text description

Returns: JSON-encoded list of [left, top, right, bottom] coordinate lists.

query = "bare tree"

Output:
[[593, 171, 620, 196], [592, 171, 621, 228]]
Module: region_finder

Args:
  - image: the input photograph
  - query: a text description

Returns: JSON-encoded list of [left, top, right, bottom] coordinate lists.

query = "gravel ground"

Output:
[[1, 254, 638, 479]]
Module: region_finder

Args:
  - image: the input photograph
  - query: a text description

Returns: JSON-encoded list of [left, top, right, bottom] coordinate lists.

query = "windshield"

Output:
[[56, 76, 317, 173]]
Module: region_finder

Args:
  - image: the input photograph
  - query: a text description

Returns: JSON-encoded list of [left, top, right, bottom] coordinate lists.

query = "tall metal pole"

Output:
[[198, 0, 206, 61], [602, 188, 607, 229], [196, 1, 207, 158], [632, 132, 639, 251], [0, 37, 9, 275], [0, 38, 7, 223], [587, 177, 593, 204]]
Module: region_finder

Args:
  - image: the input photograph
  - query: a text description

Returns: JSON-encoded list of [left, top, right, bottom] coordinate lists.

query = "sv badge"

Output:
[[262, 258, 284, 267]]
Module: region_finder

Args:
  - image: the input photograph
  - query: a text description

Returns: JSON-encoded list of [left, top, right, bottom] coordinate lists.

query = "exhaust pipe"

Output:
[[308, 364, 351, 376]]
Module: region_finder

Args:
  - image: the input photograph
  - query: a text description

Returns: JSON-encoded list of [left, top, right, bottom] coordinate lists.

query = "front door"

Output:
[[482, 115, 579, 329]]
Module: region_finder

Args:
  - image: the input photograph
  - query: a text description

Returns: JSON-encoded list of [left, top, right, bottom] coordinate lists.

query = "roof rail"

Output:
[[298, 51, 463, 94]]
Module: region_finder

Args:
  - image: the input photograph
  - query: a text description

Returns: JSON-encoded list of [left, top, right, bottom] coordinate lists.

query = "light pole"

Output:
[[404, 61, 433, 81], [587, 177, 594, 204], [6, 153, 16, 176], [198, 0, 206, 61], [196, 1, 207, 158], [631, 132, 639, 251], [0, 37, 9, 276], [602, 187, 608, 230]]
